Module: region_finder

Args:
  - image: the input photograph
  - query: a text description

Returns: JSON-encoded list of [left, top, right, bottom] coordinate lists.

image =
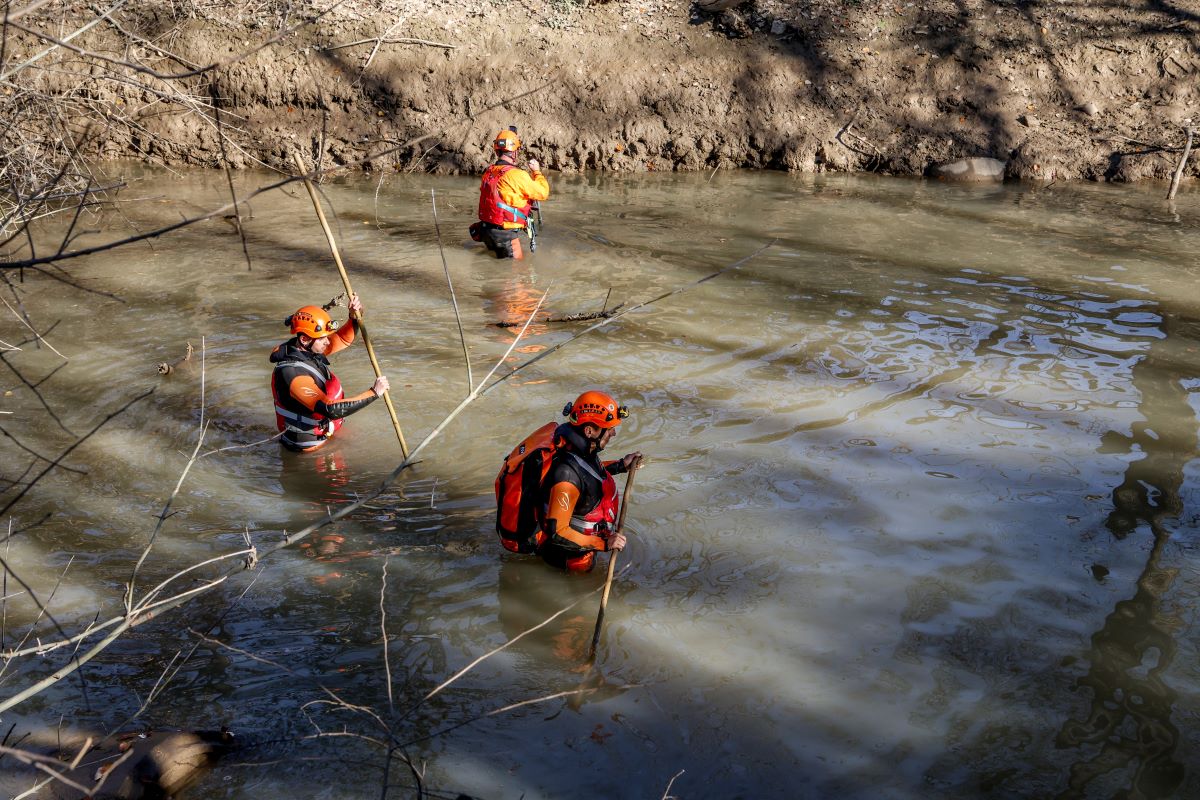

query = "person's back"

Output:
[[474, 127, 549, 260]]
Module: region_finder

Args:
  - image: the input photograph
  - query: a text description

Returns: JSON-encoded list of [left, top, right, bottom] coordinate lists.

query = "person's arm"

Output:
[[543, 479, 611, 551], [325, 319, 356, 356], [603, 452, 643, 475], [288, 374, 384, 420], [325, 293, 364, 356], [502, 167, 550, 204]]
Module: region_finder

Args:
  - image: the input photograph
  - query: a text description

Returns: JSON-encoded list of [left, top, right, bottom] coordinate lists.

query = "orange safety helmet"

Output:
[[562, 390, 629, 429], [287, 305, 338, 339], [493, 128, 521, 153]]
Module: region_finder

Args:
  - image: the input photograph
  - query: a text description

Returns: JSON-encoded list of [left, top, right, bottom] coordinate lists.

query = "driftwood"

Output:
[[154, 342, 192, 376], [494, 302, 625, 328]]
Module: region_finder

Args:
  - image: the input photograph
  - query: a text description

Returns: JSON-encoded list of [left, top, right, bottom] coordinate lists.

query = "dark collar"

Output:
[[555, 423, 600, 461]]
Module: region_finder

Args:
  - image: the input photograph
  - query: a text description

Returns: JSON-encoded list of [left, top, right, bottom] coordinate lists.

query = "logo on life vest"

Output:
[[518, 444, 526, 455]]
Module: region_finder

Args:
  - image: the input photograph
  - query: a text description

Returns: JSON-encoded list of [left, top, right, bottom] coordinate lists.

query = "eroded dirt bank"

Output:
[[9, 0, 1200, 181]]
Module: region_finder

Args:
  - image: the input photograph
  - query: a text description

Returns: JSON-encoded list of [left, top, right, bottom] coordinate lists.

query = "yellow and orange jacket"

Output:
[[478, 162, 550, 230]]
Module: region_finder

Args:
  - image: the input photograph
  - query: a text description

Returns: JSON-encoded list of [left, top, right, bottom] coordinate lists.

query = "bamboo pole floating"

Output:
[[290, 151, 409, 458], [589, 464, 640, 658]]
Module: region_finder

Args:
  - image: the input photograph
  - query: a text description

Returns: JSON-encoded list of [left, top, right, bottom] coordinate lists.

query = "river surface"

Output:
[[1, 167, 1199, 799]]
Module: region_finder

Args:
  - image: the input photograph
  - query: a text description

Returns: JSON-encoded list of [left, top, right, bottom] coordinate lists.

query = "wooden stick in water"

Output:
[[290, 150, 409, 458], [589, 464, 640, 658]]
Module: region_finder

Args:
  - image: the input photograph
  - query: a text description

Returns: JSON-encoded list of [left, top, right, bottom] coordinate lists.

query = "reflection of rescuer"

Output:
[[495, 391, 642, 573], [470, 127, 549, 260], [270, 294, 389, 452]]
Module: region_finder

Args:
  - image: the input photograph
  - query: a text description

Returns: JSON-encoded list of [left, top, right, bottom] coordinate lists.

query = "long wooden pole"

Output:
[[291, 151, 409, 458], [588, 465, 640, 658]]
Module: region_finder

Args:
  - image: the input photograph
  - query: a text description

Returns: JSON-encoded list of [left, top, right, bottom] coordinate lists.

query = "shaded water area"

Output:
[[2, 167, 1200, 799]]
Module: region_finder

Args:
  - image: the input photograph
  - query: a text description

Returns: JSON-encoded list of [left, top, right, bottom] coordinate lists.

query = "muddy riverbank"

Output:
[[6, 0, 1200, 182]]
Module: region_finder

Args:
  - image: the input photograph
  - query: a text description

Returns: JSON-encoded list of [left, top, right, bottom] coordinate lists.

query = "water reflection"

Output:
[[479, 260, 550, 350], [1055, 305, 1197, 799]]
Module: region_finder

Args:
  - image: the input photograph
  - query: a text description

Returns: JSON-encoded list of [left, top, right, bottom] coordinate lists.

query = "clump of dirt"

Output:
[[6, 0, 1200, 182]]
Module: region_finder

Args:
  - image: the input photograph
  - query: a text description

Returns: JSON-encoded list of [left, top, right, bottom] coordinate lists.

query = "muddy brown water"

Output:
[[2, 167, 1199, 799]]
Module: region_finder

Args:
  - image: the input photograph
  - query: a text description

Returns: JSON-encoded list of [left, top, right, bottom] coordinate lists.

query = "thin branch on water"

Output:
[[431, 189, 472, 391], [0, 555, 89, 704], [199, 335, 207, 429], [129, 336, 209, 610], [494, 302, 625, 327], [210, 87, 253, 271], [0, 355, 76, 436], [0, 293, 66, 360], [397, 684, 639, 750], [380, 557, 394, 711], [481, 243, 774, 396], [1, 523, 9, 649], [661, 769, 686, 800], [0, 426, 88, 475], [403, 583, 605, 721], [197, 431, 283, 458], [0, 745, 96, 797]]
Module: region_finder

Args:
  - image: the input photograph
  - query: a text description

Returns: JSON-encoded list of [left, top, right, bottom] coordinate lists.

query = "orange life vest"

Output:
[[271, 353, 344, 451], [478, 164, 532, 227], [560, 451, 620, 537]]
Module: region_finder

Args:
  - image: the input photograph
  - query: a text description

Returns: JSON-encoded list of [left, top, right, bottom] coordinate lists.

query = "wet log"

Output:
[[46, 729, 233, 799]]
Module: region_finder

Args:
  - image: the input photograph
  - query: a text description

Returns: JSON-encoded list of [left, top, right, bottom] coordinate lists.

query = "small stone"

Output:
[[1078, 101, 1100, 116], [929, 157, 1007, 182], [1090, 564, 1110, 581], [770, 20, 785, 35], [1018, 114, 1040, 128]]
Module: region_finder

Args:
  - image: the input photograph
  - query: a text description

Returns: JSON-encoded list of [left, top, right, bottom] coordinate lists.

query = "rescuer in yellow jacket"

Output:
[[472, 127, 550, 260]]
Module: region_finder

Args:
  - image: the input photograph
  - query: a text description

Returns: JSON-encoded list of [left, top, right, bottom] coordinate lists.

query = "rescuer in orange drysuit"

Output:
[[269, 294, 389, 452], [472, 127, 550, 260], [539, 391, 643, 573]]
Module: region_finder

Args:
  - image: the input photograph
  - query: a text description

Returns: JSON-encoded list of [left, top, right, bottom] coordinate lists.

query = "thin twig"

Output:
[[0, 294, 66, 359], [431, 189, 472, 391], [197, 431, 283, 458], [407, 583, 605, 717], [126, 420, 209, 615], [5, 2, 343, 81], [210, 86, 253, 271], [398, 685, 639, 749], [661, 769, 686, 800], [480, 243, 773, 396], [1167, 126, 1194, 201], [381, 556, 393, 711], [321, 36, 455, 52], [0, 0, 129, 82], [0, 388, 152, 520], [0, 554, 76, 680]]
